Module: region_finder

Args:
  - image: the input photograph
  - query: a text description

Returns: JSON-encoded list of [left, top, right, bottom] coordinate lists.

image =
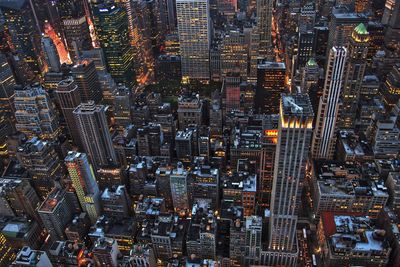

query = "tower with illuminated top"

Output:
[[65, 151, 101, 223], [266, 93, 313, 266], [339, 24, 369, 129]]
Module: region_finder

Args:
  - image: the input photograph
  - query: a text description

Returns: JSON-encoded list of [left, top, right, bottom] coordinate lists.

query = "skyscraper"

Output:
[[38, 188, 74, 240], [0, 0, 43, 75], [0, 54, 16, 156], [71, 60, 102, 104], [65, 151, 101, 224], [267, 93, 313, 266], [255, 61, 286, 114], [16, 137, 64, 199], [41, 36, 60, 73], [327, 7, 368, 51], [55, 78, 82, 148], [339, 24, 369, 129], [176, 0, 210, 81], [311, 47, 347, 160], [73, 101, 117, 170], [62, 16, 92, 62], [170, 162, 189, 211], [256, 0, 273, 58], [92, 2, 135, 87], [14, 84, 60, 139]]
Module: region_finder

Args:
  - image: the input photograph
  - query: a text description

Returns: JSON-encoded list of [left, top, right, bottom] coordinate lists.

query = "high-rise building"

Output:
[[113, 85, 132, 128], [93, 2, 135, 87], [16, 137, 64, 199], [71, 60, 102, 104], [41, 36, 60, 73], [327, 7, 368, 51], [62, 16, 92, 62], [170, 162, 189, 211], [14, 84, 60, 139], [258, 115, 278, 211], [73, 102, 117, 170], [0, 178, 41, 222], [176, 0, 210, 81], [38, 188, 74, 240], [311, 47, 347, 160], [12, 247, 53, 266], [0, 0, 43, 75], [255, 61, 286, 114], [382, 64, 400, 107], [220, 29, 248, 80], [256, 0, 273, 58], [65, 151, 101, 224], [296, 3, 316, 69], [300, 59, 320, 112], [0, 54, 16, 156], [339, 24, 369, 129], [55, 78, 82, 148], [267, 94, 313, 266]]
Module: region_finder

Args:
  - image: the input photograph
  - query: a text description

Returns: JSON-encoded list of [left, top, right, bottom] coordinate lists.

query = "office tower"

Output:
[[311, 47, 347, 160], [382, 64, 400, 107], [93, 2, 135, 87], [55, 79, 83, 148], [65, 151, 101, 224], [267, 94, 313, 266], [16, 137, 64, 199], [258, 115, 278, 211], [382, 0, 396, 25], [313, 25, 329, 67], [0, 0, 43, 75], [92, 237, 120, 267], [38, 188, 73, 240], [296, 3, 316, 69], [71, 60, 102, 104], [327, 7, 368, 51], [14, 84, 60, 139], [73, 102, 117, 170], [176, 0, 210, 81], [256, 0, 273, 58], [101, 185, 132, 218], [300, 58, 320, 112], [220, 29, 248, 80], [384, 0, 400, 52], [0, 178, 41, 222], [113, 85, 132, 128], [367, 22, 384, 59], [340, 24, 369, 129], [57, 0, 85, 20], [41, 36, 60, 73], [170, 162, 189, 211], [62, 17, 92, 62], [0, 54, 16, 156], [255, 61, 286, 114]]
